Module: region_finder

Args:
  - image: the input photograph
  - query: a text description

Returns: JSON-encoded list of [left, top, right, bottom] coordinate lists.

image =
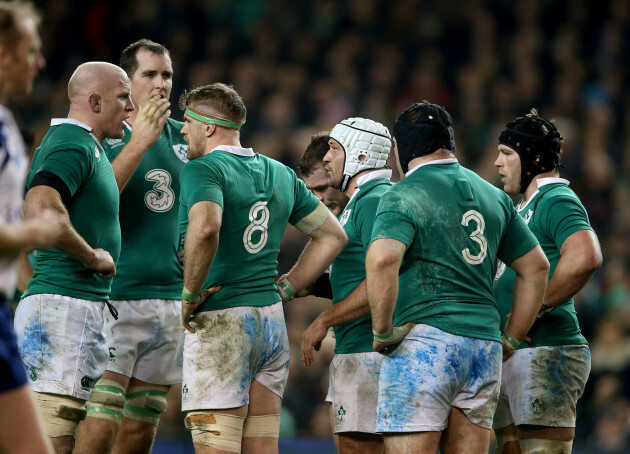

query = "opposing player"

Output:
[[366, 102, 550, 454], [492, 109, 603, 454], [0, 3, 58, 453], [301, 118, 393, 454], [74, 39, 185, 454], [178, 83, 346, 453], [14, 62, 132, 453], [298, 132, 349, 217]]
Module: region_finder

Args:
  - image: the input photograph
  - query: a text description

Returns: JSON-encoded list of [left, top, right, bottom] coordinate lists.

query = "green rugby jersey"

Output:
[[179, 146, 320, 312], [331, 171, 392, 354], [24, 119, 121, 301], [494, 178, 591, 347], [104, 119, 188, 300], [370, 159, 538, 342]]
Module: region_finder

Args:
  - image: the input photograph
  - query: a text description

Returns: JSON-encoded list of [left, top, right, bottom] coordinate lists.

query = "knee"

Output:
[[34, 392, 86, 439], [85, 378, 126, 426], [186, 411, 245, 453], [123, 384, 169, 426]]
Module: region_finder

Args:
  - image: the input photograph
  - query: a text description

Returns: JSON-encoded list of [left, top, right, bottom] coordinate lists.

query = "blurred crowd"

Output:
[[14, 0, 630, 451]]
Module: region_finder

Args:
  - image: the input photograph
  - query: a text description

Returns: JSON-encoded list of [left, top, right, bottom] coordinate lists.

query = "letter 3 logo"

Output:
[[145, 169, 174, 212]]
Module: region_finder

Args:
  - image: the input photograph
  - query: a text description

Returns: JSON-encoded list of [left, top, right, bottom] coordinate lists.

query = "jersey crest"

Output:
[[523, 209, 533, 225], [173, 144, 189, 163], [144, 169, 175, 212], [339, 209, 351, 226]]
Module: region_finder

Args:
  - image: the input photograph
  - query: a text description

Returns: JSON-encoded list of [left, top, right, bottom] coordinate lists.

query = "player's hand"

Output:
[[27, 209, 64, 249], [128, 95, 171, 151], [502, 340, 516, 362], [301, 316, 328, 366], [84, 248, 116, 277], [373, 323, 415, 354], [182, 286, 221, 333]]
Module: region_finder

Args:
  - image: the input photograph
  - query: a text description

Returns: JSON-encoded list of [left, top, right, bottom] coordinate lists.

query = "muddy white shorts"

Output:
[[493, 345, 590, 429], [181, 302, 289, 411], [14, 294, 108, 400], [325, 351, 383, 434], [105, 299, 182, 385], [376, 324, 502, 433]]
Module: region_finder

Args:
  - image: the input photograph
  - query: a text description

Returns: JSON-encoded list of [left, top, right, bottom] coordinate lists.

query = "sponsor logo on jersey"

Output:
[[523, 209, 533, 225], [104, 138, 125, 149], [173, 144, 189, 163], [494, 259, 506, 280], [144, 169, 175, 212], [339, 209, 351, 226]]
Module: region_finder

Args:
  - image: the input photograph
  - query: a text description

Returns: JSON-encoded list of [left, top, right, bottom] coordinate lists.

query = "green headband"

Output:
[[185, 108, 242, 130]]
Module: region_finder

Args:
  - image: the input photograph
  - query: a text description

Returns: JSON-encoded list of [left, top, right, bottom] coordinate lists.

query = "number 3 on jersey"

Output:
[[461, 210, 487, 265], [244, 201, 269, 254]]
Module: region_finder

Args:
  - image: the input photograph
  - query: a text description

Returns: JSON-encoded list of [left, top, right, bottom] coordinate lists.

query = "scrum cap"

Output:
[[393, 102, 456, 173], [499, 109, 562, 193], [329, 117, 392, 192]]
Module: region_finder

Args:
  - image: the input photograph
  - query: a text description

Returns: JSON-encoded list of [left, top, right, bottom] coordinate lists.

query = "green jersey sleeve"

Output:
[[542, 195, 593, 249], [37, 148, 92, 196], [180, 159, 224, 211], [370, 192, 415, 247], [288, 170, 320, 225], [497, 206, 539, 265]]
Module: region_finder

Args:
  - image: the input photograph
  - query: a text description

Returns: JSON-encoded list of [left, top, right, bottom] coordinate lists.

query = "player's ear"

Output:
[[89, 93, 102, 112], [204, 123, 215, 138]]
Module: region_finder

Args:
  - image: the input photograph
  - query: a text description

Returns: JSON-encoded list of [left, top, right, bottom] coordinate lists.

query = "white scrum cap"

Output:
[[329, 117, 392, 191]]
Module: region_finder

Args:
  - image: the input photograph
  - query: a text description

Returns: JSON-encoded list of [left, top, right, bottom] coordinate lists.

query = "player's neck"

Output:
[[523, 172, 559, 201]]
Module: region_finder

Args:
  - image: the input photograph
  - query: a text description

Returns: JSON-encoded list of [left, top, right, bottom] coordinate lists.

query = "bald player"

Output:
[[14, 62, 133, 454]]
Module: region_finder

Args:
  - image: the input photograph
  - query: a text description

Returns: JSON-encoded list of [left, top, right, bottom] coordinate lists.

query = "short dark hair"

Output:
[[299, 132, 330, 177], [0, 1, 40, 52], [120, 39, 170, 78], [179, 83, 247, 126]]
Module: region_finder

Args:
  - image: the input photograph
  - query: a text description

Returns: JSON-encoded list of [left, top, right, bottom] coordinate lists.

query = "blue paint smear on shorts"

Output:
[[19, 312, 53, 379]]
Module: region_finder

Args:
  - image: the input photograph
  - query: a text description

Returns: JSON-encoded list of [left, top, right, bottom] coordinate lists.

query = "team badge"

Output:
[[523, 209, 533, 225], [339, 209, 351, 226], [173, 144, 189, 163]]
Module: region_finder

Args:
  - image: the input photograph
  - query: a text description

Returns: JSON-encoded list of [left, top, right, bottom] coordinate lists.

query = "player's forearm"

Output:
[[183, 232, 218, 294], [319, 280, 370, 329], [24, 188, 94, 264], [367, 269, 398, 334], [0, 224, 38, 255], [505, 269, 548, 342], [110, 141, 152, 193]]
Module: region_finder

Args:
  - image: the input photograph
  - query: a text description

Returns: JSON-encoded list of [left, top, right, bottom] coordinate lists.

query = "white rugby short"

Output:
[[14, 294, 108, 400], [325, 351, 383, 434], [493, 345, 590, 429], [181, 302, 289, 411], [105, 299, 182, 385], [376, 324, 502, 432]]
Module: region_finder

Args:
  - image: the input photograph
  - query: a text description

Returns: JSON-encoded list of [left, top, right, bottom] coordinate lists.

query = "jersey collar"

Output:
[[518, 177, 570, 211], [50, 118, 104, 150], [405, 158, 458, 178], [211, 145, 254, 157], [51, 118, 93, 132], [348, 169, 393, 205]]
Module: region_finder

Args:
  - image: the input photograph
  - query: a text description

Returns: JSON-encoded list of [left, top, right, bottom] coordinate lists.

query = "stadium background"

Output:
[[12, 0, 630, 452]]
